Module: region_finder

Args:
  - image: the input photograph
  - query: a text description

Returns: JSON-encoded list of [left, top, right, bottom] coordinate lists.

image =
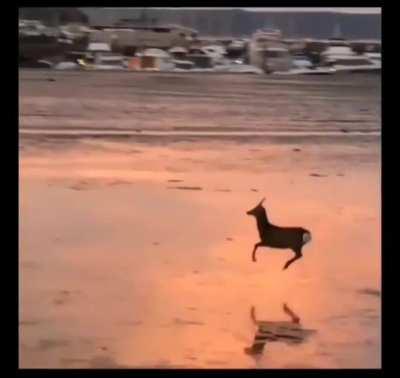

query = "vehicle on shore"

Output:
[[320, 39, 381, 73], [248, 29, 292, 74]]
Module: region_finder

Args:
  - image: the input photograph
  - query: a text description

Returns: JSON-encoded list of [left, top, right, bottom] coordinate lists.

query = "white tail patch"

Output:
[[303, 232, 312, 245]]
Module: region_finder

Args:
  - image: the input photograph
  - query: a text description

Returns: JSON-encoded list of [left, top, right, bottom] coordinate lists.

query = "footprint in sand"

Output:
[[173, 318, 204, 326], [357, 288, 381, 298], [19, 319, 41, 326], [52, 289, 79, 306], [38, 338, 70, 351], [309, 173, 328, 178]]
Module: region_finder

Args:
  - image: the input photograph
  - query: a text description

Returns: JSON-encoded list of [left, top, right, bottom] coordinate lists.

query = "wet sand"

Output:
[[19, 70, 381, 369]]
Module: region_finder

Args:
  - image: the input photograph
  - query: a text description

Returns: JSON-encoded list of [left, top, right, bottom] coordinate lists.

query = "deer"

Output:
[[246, 198, 312, 270]]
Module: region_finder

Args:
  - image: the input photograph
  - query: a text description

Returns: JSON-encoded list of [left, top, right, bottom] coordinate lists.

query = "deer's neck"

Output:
[[256, 210, 270, 234]]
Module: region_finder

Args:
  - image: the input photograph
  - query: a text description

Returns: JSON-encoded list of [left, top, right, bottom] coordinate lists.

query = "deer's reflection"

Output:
[[244, 304, 316, 356]]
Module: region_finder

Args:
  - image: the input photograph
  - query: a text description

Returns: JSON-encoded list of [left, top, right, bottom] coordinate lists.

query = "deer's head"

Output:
[[246, 198, 266, 217]]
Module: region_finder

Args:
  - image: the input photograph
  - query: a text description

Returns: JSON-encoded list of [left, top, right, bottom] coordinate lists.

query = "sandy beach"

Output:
[[19, 70, 381, 369]]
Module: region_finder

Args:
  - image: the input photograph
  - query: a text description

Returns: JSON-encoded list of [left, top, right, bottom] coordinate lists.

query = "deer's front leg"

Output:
[[252, 242, 262, 262]]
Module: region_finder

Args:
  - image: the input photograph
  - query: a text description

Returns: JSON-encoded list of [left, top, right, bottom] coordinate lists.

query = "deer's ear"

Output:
[[259, 197, 266, 206]]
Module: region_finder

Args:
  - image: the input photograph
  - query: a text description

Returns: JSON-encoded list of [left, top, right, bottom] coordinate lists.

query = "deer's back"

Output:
[[261, 225, 307, 249]]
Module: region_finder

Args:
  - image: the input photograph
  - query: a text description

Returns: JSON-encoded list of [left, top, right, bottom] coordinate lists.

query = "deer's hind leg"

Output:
[[283, 247, 303, 270]]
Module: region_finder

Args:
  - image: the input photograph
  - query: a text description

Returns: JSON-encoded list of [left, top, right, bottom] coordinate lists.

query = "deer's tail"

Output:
[[302, 230, 312, 245]]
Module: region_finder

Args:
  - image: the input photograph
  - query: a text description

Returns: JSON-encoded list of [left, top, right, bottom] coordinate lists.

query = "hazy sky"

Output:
[[244, 8, 381, 14], [103, 8, 381, 14]]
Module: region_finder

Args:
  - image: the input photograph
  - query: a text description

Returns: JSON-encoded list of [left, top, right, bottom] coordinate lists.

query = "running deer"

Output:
[[246, 198, 312, 270]]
